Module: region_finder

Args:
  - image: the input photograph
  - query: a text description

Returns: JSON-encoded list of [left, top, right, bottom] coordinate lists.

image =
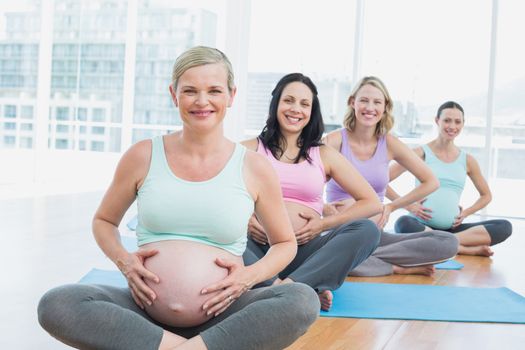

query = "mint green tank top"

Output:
[[136, 136, 254, 256], [413, 144, 466, 229]]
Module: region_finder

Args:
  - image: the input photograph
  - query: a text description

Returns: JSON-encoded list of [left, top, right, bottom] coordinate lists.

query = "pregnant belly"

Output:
[[285, 201, 320, 232], [141, 240, 242, 327], [420, 190, 460, 229]]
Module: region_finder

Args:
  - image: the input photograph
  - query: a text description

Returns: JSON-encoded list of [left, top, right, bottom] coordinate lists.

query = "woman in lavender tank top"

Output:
[[324, 76, 459, 277]]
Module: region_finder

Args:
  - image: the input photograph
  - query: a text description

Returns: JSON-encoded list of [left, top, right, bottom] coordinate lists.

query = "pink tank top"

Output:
[[257, 141, 326, 214]]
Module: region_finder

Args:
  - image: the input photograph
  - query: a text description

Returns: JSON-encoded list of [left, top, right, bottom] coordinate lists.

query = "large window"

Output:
[[131, 0, 226, 143], [49, 0, 127, 152], [0, 0, 39, 149], [491, 0, 525, 217], [0, 0, 523, 219], [246, 0, 356, 134]]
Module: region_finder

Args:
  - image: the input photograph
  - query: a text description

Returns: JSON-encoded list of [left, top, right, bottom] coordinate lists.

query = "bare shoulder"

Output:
[[241, 137, 259, 151], [319, 143, 339, 160], [243, 149, 273, 177], [243, 149, 278, 200], [386, 134, 407, 157], [465, 152, 480, 173], [116, 139, 152, 184], [324, 129, 343, 150]]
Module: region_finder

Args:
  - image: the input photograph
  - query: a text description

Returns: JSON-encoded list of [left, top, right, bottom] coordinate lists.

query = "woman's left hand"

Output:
[[294, 212, 324, 245], [376, 204, 392, 230], [452, 210, 467, 228], [201, 258, 254, 317]]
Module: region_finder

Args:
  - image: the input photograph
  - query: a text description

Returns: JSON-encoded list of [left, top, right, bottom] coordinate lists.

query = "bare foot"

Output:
[[393, 264, 435, 276], [459, 245, 494, 256], [319, 290, 333, 311]]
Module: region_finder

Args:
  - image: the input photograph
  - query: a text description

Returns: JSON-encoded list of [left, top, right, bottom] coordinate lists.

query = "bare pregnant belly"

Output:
[[142, 240, 243, 327], [285, 201, 321, 232]]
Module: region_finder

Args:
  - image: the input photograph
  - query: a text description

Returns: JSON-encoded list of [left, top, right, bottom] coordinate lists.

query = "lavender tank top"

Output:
[[326, 129, 389, 202]]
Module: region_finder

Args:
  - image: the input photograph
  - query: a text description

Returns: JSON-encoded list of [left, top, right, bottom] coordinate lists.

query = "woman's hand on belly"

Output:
[[248, 213, 269, 245], [452, 209, 467, 228], [201, 258, 254, 317], [406, 199, 433, 221], [295, 211, 324, 245], [116, 248, 160, 309]]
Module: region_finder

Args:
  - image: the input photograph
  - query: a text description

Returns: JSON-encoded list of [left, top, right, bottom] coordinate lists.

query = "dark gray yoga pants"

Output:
[[394, 215, 512, 246], [38, 282, 319, 350], [243, 219, 381, 291]]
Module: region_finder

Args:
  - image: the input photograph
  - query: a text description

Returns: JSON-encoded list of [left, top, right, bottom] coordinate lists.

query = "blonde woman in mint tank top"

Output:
[[242, 73, 383, 312], [38, 47, 319, 350], [392, 101, 512, 256], [323, 76, 458, 277]]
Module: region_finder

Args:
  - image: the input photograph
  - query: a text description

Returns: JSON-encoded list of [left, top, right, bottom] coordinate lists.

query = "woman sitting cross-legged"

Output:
[[392, 101, 512, 256], [324, 76, 459, 277], [242, 73, 383, 311]]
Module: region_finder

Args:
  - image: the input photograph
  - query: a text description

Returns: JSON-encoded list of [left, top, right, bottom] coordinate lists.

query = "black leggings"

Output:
[[394, 215, 512, 246]]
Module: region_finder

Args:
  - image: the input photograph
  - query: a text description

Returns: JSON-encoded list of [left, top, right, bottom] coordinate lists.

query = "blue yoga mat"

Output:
[[79, 268, 127, 288], [435, 259, 464, 270], [121, 235, 138, 252], [321, 282, 525, 324]]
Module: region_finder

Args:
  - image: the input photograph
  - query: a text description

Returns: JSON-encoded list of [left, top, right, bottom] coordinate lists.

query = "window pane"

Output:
[[132, 0, 226, 137], [0, 1, 39, 149], [247, 0, 356, 134], [491, 0, 525, 217], [50, 0, 127, 152], [361, 0, 493, 214]]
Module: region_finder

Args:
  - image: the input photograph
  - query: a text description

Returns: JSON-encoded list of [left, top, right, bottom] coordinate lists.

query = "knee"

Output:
[[490, 220, 513, 245], [38, 285, 74, 333], [282, 283, 319, 330], [394, 215, 419, 233], [435, 231, 459, 257], [347, 219, 381, 249]]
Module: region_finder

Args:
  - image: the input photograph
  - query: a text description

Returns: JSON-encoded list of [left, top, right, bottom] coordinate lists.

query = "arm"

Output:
[[385, 147, 432, 220], [386, 137, 438, 211], [92, 140, 160, 308], [453, 154, 492, 226], [241, 137, 270, 244]]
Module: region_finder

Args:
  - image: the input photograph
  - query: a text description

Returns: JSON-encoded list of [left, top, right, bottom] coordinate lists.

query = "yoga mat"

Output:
[[321, 282, 525, 324], [79, 268, 127, 288], [435, 259, 464, 270], [126, 215, 138, 231], [121, 235, 138, 252]]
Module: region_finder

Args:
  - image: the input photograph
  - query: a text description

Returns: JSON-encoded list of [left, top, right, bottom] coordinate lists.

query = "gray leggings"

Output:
[[244, 219, 381, 291], [38, 282, 319, 350], [394, 215, 513, 246], [349, 230, 459, 277]]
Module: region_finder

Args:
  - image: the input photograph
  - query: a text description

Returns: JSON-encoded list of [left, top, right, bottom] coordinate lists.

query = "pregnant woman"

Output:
[[392, 101, 512, 256], [242, 73, 383, 311], [324, 76, 458, 277], [37, 46, 319, 350]]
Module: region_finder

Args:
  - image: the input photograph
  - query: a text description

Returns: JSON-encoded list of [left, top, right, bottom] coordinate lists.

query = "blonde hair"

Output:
[[171, 46, 235, 92], [343, 76, 394, 136]]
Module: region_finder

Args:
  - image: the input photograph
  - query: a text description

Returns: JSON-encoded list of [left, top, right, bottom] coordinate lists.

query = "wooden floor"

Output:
[[1, 191, 524, 349]]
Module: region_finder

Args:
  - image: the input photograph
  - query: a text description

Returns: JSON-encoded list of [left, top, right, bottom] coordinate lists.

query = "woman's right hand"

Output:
[[248, 214, 268, 245], [116, 249, 160, 309], [322, 201, 345, 217], [406, 199, 432, 221]]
